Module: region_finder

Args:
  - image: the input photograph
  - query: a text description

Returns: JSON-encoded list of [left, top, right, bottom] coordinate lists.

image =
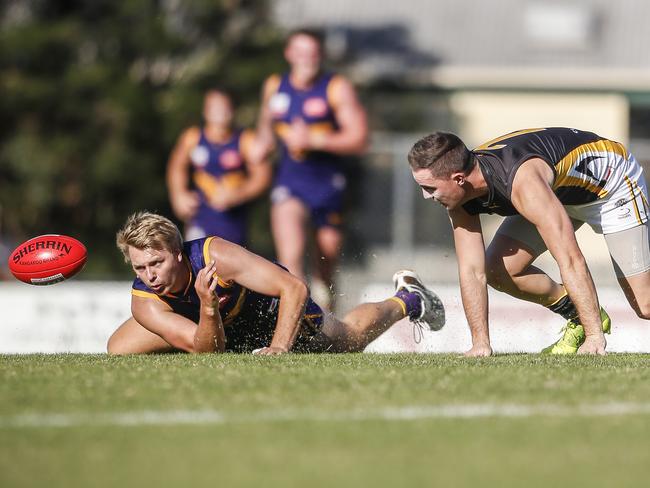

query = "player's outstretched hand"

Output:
[[252, 346, 289, 356], [577, 335, 607, 355], [464, 343, 493, 357], [195, 261, 219, 309]]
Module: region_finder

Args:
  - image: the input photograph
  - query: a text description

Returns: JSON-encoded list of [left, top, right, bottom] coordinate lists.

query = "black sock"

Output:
[[547, 294, 578, 321]]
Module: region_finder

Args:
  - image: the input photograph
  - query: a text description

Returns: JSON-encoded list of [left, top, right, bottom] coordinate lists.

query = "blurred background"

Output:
[[2, 0, 650, 352]]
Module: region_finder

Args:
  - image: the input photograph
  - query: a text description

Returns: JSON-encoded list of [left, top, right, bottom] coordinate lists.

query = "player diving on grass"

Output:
[[107, 212, 444, 355], [408, 128, 650, 356]]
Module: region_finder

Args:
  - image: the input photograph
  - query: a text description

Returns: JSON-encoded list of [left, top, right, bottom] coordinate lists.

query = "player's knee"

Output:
[[106, 333, 133, 355], [485, 264, 509, 291]]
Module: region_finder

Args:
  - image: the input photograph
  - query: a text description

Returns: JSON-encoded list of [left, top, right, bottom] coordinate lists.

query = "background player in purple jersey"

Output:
[[107, 212, 444, 355], [408, 128, 650, 357], [167, 89, 271, 245], [254, 28, 368, 309]]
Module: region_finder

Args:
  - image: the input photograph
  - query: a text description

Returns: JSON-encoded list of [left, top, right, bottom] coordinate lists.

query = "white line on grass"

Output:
[[3, 402, 650, 428]]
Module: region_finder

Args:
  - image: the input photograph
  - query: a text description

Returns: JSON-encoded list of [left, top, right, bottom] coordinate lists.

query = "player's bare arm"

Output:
[[310, 75, 368, 154], [166, 127, 201, 221], [449, 206, 493, 357], [511, 158, 606, 354], [252, 74, 282, 163], [131, 261, 226, 354], [207, 238, 309, 354], [193, 260, 226, 352]]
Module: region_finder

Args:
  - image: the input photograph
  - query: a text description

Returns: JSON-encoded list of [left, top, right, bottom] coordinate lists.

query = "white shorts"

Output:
[[564, 153, 648, 234], [496, 153, 650, 277]]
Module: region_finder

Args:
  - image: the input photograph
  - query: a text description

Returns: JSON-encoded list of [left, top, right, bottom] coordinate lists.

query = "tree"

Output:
[[0, 0, 284, 277]]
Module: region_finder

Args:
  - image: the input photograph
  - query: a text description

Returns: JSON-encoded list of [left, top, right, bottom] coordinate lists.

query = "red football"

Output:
[[8, 235, 87, 285]]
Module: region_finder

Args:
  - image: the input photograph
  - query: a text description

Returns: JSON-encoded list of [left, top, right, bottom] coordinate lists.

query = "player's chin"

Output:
[[150, 283, 166, 294]]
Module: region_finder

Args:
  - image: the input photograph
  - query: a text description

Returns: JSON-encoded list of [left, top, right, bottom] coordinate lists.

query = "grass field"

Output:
[[2, 353, 650, 487]]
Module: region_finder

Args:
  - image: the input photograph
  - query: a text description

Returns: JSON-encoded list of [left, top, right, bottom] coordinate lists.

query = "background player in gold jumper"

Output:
[[254, 29, 368, 309]]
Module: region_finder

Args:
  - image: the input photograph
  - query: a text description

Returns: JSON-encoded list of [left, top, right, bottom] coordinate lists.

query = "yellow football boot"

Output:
[[541, 307, 611, 355]]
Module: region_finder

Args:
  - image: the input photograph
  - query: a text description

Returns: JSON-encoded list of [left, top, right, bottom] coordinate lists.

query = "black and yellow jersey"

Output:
[[462, 127, 629, 216]]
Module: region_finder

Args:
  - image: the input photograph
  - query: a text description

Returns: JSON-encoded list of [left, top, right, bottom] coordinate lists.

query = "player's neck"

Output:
[[461, 162, 489, 202], [469, 157, 489, 198], [168, 255, 192, 297], [289, 69, 320, 90], [204, 124, 232, 143]]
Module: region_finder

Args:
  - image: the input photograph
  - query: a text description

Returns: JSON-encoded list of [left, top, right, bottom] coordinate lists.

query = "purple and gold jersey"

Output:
[[131, 236, 324, 352], [187, 129, 254, 244], [463, 128, 640, 217], [268, 72, 346, 228]]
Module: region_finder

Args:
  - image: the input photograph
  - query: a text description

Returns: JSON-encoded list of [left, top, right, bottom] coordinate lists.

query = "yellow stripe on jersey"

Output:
[[553, 175, 609, 198], [273, 121, 335, 161], [474, 128, 547, 151], [239, 128, 256, 163], [326, 75, 344, 110], [223, 288, 248, 326], [131, 289, 171, 308], [202, 236, 231, 288], [625, 176, 643, 225], [193, 170, 245, 198], [553, 140, 627, 198], [274, 121, 335, 137]]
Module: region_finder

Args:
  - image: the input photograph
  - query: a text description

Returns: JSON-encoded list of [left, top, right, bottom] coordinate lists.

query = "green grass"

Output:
[[2, 353, 650, 487]]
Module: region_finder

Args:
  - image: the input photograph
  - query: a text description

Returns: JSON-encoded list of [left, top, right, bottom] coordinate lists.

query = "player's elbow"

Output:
[[460, 266, 487, 287], [350, 129, 369, 155], [286, 276, 310, 304]]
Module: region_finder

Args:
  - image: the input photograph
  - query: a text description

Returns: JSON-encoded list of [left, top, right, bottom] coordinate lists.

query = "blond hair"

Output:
[[116, 212, 183, 262]]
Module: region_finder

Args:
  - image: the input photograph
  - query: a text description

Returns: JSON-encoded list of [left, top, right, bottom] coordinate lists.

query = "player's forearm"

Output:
[[459, 268, 491, 347], [167, 164, 191, 201], [270, 281, 309, 351], [254, 115, 276, 160], [557, 256, 602, 337], [228, 174, 270, 206], [310, 130, 367, 155], [194, 305, 226, 353]]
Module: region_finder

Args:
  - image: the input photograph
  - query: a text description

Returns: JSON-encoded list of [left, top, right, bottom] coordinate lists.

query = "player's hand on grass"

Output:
[[464, 343, 493, 357], [195, 261, 219, 311], [577, 335, 607, 355], [171, 190, 200, 221], [252, 346, 289, 355]]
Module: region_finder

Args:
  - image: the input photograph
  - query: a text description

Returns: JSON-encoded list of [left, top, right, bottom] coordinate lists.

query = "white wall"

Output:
[[1, 281, 648, 354]]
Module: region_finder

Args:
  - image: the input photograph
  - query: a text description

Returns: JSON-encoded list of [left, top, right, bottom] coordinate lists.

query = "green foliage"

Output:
[[0, 1, 285, 276]]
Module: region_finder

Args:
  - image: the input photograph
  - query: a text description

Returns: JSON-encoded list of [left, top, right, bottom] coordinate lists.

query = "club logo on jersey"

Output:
[[332, 173, 346, 190], [191, 146, 210, 168], [617, 207, 631, 219], [303, 97, 328, 118], [219, 149, 242, 169], [270, 92, 290, 117]]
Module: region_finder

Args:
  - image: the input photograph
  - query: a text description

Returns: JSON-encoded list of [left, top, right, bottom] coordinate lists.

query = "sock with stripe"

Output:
[[547, 292, 578, 321], [393, 289, 423, 320]]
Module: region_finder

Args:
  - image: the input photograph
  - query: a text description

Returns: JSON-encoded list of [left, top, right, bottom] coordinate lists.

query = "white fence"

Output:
[[1, 281, 648, 354]]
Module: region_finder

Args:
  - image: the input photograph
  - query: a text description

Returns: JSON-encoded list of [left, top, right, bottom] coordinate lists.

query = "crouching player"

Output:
[[107, 212, 445, 355]]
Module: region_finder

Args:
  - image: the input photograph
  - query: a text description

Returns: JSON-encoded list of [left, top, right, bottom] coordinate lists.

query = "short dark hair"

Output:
[[407, 132, 474, 177], [286, 27, 324, 49]]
